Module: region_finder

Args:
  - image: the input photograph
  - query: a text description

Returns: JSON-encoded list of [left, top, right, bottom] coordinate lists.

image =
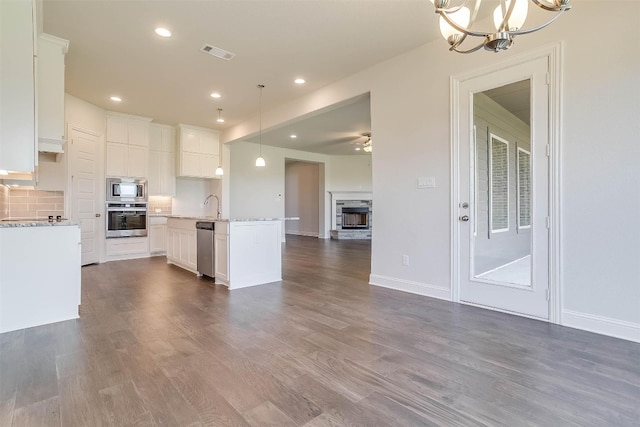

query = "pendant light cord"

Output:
[[258, 84, 264, 157]]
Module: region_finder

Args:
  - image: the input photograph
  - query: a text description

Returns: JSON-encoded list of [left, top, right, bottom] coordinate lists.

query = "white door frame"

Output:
[[450, 43, 563, 324], [67, 123, 105, 265]]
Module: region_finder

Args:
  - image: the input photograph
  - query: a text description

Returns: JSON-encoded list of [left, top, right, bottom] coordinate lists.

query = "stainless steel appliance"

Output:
[[106, 177, 147, 202], [106, 202, 148, 238], [196, 221, 215, 278]]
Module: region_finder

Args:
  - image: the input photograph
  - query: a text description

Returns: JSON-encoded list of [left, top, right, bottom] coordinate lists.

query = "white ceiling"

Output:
[[43, 0, 438, 150]]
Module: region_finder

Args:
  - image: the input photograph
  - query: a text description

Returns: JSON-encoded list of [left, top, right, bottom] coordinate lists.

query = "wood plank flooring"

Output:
[[1, 235, 639, 426]]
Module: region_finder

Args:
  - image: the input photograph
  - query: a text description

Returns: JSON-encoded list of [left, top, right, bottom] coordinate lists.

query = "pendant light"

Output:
[[255, 84, 266, 167], [215, 108, 224, 176]]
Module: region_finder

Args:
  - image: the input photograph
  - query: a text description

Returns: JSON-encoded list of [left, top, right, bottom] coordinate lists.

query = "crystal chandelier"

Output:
[[431, 0, 571, 53]]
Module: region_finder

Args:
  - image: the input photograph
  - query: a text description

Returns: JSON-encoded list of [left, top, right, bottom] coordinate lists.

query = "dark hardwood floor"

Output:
[[1, 235, 639, 426]]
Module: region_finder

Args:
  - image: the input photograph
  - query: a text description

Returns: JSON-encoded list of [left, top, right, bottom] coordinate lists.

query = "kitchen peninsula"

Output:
[[0, 220, 81, 333], [165, 216, 297, 290]]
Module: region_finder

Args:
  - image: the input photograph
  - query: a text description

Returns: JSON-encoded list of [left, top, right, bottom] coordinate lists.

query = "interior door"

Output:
[[69, 127, 100, 265], [458, 57, 550, 319]]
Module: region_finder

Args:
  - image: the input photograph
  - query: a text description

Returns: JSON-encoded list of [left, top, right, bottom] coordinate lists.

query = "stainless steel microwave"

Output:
[[106, 177, 147, 202]]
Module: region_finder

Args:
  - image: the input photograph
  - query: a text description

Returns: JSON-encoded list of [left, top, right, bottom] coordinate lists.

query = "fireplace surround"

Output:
[[329, 191, 372, 240]]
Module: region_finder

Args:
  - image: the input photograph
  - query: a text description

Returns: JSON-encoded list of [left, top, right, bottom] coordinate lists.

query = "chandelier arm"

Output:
[[435, 0, 472, 15], [440, 11, 489, 38], [450, 40, 486, 54], [531, 0, 571, 13], [508, 8, 568, 36], [497, 0, 517, 32]]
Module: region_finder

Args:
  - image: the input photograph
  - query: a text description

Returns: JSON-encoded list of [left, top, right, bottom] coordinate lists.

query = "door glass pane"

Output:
[[472, 80, 532, 287]]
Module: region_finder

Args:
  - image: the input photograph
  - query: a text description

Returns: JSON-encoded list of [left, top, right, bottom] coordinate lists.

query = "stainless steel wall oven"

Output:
[[106, 202, 148, 238]]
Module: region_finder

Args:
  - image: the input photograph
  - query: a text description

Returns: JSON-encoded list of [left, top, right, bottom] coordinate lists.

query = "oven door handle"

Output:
[[106, 208, 147, 212]]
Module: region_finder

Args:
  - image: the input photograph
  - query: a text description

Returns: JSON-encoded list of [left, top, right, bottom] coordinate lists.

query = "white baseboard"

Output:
[[285, 231, 319, 237], [562, 309, 640, 343], [369, 274, 451, 301]]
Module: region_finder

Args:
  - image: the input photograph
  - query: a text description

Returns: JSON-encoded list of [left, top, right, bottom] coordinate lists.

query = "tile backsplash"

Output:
[[3, 188, 65, 219], [148, 195, 172, 215]]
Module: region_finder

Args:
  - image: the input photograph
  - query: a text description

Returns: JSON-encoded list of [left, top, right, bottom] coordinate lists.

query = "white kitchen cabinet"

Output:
[[106, 142, 127, 177], [214, 222, 229, 283], [37, 34, 69, 153], [0, 0, 36, 173], [177, 124, 219, 178], [149, 216, 167, 255], [166, 218, 198, 273], [148, 124, 176, 196], [105, 112, 152, 178], [106, 237, 149, 261]]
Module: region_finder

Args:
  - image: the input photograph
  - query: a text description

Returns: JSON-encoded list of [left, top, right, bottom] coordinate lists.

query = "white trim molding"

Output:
[[562, 310, 640, 343], [450, 43, 563, 324], [369, 274, 451, 301]]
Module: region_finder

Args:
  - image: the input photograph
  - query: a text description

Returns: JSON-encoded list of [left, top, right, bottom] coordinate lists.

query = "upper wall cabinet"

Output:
[[177, 124, 219, 179], [0, 0, 36, 173], [105, 112, 152, 178], [38, 34, 69, 154], [148, 124, 176, 196]]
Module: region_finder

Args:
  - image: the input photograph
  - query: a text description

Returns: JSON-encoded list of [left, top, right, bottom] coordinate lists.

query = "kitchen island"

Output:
[[0, 220, 81, 333], [165, 216, 297, 290]]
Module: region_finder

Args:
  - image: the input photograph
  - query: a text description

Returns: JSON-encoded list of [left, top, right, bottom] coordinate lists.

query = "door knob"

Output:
[[95, 213, 101, 217], [459, 215, 469, 222]]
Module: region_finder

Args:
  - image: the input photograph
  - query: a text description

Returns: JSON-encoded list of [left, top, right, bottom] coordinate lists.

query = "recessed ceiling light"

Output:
[[294, 78, 306, 85], [110, 96, 122, 102], [154, 27, 172, 38], [290, 134, 297, 139], [210, 92, 221, 99], [355, 147, 361, 151]]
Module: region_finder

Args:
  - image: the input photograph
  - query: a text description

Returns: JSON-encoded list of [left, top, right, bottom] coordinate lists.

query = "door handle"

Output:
[[95, 213, 101, 217], [459, 215, 469, 222]]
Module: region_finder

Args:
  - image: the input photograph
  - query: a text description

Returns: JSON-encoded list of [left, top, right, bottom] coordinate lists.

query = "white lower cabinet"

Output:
[[106, 237, 149, 261], [166, 218, 197, 273], [149, 216, 167, 255], [214, 222, 229, 283]]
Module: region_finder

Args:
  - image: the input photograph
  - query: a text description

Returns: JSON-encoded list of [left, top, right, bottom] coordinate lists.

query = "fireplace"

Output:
[[329, 192, 373, 239], [341, 207, 369, 229]]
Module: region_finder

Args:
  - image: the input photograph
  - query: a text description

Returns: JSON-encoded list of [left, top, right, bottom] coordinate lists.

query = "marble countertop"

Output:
[[163, 215, 299, 222], [0, 219, 79, 228]]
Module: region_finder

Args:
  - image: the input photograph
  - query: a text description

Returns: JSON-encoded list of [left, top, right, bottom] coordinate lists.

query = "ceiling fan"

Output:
[[361, 132, 372, 153]]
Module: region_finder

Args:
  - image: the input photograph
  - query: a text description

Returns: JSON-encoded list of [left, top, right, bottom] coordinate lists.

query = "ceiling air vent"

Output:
[[200, 44, 235, 60]]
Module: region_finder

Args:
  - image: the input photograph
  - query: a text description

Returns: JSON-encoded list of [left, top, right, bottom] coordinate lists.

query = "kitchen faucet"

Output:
[[203, 194, 221, 219]]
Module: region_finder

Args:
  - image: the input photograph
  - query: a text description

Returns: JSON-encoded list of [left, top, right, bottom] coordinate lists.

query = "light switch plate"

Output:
[[418, 177, 436, 189]]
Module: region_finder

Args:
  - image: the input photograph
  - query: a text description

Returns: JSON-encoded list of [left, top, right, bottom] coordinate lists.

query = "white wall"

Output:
[[172, 177, 220, 217], [223, 4, 640, 341], [285, 161, 320, 236], [230, 142, 373, 237], [328, 155, 372, 191]]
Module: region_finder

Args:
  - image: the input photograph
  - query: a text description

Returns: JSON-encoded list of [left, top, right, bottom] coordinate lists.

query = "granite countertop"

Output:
[[164, 215, 299, 222], [0, 218, 79, 228]]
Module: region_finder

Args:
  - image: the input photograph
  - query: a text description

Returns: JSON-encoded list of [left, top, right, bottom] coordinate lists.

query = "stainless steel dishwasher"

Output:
[[196, 221, 215, 278]]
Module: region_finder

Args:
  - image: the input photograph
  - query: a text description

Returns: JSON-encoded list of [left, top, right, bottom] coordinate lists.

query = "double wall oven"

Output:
[[106, 178, 148, 238]]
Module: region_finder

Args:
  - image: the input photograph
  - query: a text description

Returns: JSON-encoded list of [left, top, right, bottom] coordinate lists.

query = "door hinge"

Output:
[[545, 216, 551, 229], [546, 144, 551, 157], [545, 289, 550, 301]]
